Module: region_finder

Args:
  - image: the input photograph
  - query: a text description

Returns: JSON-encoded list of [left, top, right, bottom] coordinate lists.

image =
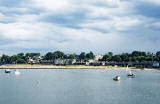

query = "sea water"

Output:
[[0, 69, 160, 104]]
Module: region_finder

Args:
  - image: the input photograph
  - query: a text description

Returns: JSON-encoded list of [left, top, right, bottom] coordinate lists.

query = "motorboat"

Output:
[[5, 69, 11, 73], [113, 76, 120, 81], [128, 72, 136, 77]]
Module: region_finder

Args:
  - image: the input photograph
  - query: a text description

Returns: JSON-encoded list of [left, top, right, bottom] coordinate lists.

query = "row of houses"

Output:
[[27, 55, 160, 67], [28, 54, 104, 65], [38, 59, 159, 67]]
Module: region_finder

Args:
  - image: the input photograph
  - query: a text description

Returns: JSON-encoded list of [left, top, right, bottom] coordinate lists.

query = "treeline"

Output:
[[0, 51, 95, 64], [0, 51, 160, 64], [44, 51, 94, 61], [100, 51, 160, 62], [0, 53, 40, 64]]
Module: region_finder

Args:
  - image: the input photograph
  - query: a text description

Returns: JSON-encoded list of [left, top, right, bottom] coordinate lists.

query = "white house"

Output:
[[153, 62, 159, 67], [94, 54, 103, 61]]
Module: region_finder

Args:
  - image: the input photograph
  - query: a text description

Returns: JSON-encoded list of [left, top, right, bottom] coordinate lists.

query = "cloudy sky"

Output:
[[0, 0, 160, 55]]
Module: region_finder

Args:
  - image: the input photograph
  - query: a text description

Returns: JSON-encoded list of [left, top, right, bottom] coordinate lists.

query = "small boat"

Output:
[[14, 70, 21, 75], [5, 69, 11, 73], [128, 73, 136, 77], [113, 76, 120, 81], [127, 70, 136, 77], [126, 65, 136, 78]]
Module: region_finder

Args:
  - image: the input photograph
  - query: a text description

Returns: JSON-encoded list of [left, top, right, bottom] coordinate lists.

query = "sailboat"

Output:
[[14, 61, 21, 75], [15, 69, 21, 75], [126, 65, 136, 78]]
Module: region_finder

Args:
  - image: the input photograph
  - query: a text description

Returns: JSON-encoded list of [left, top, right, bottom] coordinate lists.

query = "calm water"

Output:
[[0, 69, 160, 104]]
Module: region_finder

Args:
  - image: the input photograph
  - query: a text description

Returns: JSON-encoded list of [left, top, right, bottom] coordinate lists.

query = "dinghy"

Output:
[[113, 76, 120, 81], [5, 69, 11, 73], [15, 70, 21, 75]]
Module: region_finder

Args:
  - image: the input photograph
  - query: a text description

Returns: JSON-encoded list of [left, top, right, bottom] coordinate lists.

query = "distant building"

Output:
[[75, 62, 86, 65], [94, 54, 103, 61], [41, 60, 54, 64], [153, 62, 159, 67], [54, 59, 66, 65], [65, 59, 76, 65], [68, 59, 76, 65], [27, 55, 42, 64], [88, 59, 95, 63]]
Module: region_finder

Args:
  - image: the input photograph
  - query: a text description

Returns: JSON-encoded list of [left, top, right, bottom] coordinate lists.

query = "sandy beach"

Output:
[[0, 64, 157, 70]]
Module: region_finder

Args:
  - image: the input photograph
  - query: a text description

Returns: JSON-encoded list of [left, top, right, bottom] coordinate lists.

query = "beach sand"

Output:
[[0, 64, 157, 70]]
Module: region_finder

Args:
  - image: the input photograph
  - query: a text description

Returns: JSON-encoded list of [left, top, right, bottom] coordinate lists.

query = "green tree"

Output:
[[108, 52, 113, 56], [120, 53, 129, 62], [44, 52, 54, 60], [86, 51, 95, 59], [10, 55, 18, 63], [53, 51, 64, 59], [17, 58, 26, 63], [102, 53, 112, 61], [25, 53, 40, 58], [156, 51, 160, 56], [132, 51, 146, 57], [112, 55, 122, 62], [79, 52, 86, 61], [68, 54, 76, 59], [0, 54, 11, 64]]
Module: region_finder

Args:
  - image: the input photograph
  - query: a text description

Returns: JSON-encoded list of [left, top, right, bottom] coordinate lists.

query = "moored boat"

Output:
[[128, 73, 136, 77], [5, 69, 11, 73], [126, 65, 136, 78], [14, 70, 21, 75], [113, 76, 120, 81]]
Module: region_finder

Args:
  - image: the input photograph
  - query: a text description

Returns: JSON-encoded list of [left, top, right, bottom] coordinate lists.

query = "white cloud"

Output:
[[113, 16, 142, 31], [141, 0, 160, 5], [0, 22, 48, 40], [0, 0, 160, 54], [0, 6, 29, 13], [80, 16, 142, 31], [0, 19, 127, 53], [150, 22, 160, 28], [29, 0, 74, 13]]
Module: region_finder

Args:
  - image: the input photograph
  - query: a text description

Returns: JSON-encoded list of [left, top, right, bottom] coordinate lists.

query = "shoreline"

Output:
[[0, 64, 158, 70]]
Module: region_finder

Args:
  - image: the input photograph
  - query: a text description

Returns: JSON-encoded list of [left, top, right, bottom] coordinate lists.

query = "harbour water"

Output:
[[0, 69, 160, 104]]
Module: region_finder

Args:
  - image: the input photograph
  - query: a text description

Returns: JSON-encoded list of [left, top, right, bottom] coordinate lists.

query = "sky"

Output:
[[0, 0, 160, 55]]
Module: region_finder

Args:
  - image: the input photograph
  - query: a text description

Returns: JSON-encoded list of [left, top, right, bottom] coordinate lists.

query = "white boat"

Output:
[[125, 65, 129, 72], [5, 69, 11, 73], [126, 66, 136, 77], [128, 72, 136, 77], [113, 76, 120, 81], [15, 70, 21, 75]]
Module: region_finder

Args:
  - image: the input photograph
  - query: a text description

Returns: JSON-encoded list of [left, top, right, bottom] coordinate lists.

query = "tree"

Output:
[[132, 51, 146, 57], [156, 51, 160, 56], [86, 51, 95, 59], [108, 52, 113, 56], [112, 55, 122, 62], [120, 53, 129, 62], [0, 54, 11, 64], [68, 54, 76, 59], [44, 52, 54, 60], [102, 54, 112, 61], [18, 53, 24, 57], [25, 53, 40, 58], [53, 51, 64, 59], [10, 55, 18, 63], [17, 58, 26, 63], [79, 52, 86, 61], [44, 51, 65, 60]]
